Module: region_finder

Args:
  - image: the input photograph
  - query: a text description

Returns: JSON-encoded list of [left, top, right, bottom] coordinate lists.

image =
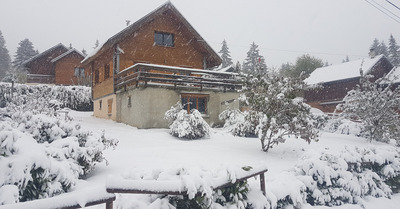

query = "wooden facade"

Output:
[[24, 44, 85, 85], [304, 56, 394, 112], [81, 2, 242, 128]]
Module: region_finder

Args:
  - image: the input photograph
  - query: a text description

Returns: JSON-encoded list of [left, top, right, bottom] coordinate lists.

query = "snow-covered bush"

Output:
[[240, 73, 319, 152], [337, 73, 400, 144], [324, 118, 363, 136], [0, 112, 118, 203], [165, 102, 211, 140], [293, 146, 400, 206], [219, 109, 258, 137], [0, 82, 92, 112]]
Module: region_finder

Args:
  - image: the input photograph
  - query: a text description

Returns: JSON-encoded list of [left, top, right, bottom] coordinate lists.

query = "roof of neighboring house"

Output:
[[305, 55, 385, 85], [215, 65, 235, 73], [24, 43, 69, 67], [51, 48, 85, 63], [81, 2, 221, 68], [383, 66, 400, 83]]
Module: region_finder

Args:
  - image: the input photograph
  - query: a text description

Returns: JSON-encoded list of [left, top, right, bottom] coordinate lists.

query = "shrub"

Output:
[[165, 102, 211, 140]]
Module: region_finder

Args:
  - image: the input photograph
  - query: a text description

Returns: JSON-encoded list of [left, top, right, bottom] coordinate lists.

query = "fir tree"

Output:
[[369, 38, 388, 57], [242, 42, 267, 74], [235, 61, 241, 73], [218, 39, 233, 68], [388, 34, 400, 66], [93, 40, 99, 49], [81, 48, 87, 57], [0, 30, 11, 79], [342, 55, 350, 63], [12, 39, 38, 70]]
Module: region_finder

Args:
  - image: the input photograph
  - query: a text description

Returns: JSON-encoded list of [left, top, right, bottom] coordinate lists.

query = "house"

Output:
[[304, 55, 393, 113], [24, 43, 86, 85], [81, 2, 241, 129]]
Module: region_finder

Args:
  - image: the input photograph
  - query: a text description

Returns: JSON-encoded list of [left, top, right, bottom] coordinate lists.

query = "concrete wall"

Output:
[[93, 94, 117, 121], [116, 87, 240, 129]]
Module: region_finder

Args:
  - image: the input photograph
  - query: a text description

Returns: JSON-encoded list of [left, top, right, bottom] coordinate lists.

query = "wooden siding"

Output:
[[26, 46, 68, 75], [304, 57, 394, 113], [54, 52, 85, 85], [86, 10, 215, 99]]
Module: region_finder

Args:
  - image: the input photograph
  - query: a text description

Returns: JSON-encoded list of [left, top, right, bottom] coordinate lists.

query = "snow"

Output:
[[1, 110, 400, 208], [305, 55, 384, 85], [383, 66, 400, 83]]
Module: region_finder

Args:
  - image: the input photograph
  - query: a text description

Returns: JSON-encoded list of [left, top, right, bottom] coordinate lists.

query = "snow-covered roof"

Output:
[[383, 66, 400, 83], [81, 2, 221, 67], [305, 55, 384, 85], [214, 65, 235, 73], [51, 48, 84, 63], [23, 43, 68, 66]]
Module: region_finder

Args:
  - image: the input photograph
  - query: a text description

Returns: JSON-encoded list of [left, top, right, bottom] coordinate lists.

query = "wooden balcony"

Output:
[[27, 74, 55, 84], [114, 63, 242, 93]]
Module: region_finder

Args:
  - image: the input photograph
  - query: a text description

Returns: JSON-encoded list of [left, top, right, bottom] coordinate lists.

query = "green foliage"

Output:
[[280, 54, 323, 79], [214, 180, 250, 208], [0, 30, 11, 80]]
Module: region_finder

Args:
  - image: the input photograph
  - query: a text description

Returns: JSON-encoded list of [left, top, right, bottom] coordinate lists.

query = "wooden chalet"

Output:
[[304, 55, 393, 113], [81, 2, 241, 128], [24, 44, 86, 85]]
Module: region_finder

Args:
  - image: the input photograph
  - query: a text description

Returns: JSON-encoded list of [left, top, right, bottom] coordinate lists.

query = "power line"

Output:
[[370, 0, 400, 20], [386, 0, 400, 11], [364, 0, 400, 24]]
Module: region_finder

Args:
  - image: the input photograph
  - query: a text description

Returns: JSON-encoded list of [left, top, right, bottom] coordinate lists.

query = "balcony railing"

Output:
[[27, 74, 55, 84], [114, 63, 242, 93]]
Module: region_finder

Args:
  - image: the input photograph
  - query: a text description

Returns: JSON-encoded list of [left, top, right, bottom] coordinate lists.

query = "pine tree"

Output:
[[0, 30, 11, 79], [12, 39, 38, 70], [235, 61, 241, 73], [218, 39, 233, 68], [379, 41, 389, 57], [369, 38, 388, 57], [242, 42, 267, 74], [93, 40, 99, 49], [81, 48, 87, 57], [388, 34, 400, 66], [342, 55, 350, 63]]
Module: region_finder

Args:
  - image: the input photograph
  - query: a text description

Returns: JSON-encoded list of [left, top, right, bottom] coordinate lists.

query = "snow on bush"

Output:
[[227, 72, 319, 152], [0, 82, 92, 112], [324, 118, 363, 136], [0, 84, 117, 204], [336, 72, 400, 144], [165, 102, 211, 140]]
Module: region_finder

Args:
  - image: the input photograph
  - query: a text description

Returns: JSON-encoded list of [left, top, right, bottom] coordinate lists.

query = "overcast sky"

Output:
[[1, 0, 400, 68]]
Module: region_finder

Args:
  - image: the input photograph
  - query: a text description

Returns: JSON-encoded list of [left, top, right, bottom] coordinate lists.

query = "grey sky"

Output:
[[1, 0, 400, 68]]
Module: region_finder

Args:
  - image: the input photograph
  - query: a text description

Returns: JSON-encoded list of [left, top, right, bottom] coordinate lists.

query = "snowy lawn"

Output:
[[4, 110, 399, 209]]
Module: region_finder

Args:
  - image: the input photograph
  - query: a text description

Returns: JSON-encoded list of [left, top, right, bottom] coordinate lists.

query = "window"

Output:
[[181, 94, 208, 114], [127, 96, 132, 108], [104, 64, 110, 79], [74, 68, 85, 77], [154, 32, 174, 47], [107, 99, 113, 114], [94, 69, 99, 84], [99, 100, 102, 110]]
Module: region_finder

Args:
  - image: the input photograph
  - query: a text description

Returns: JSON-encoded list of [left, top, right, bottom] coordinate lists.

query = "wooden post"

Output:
[[106, 201, 113, 209], [260, 173, 266, 195]]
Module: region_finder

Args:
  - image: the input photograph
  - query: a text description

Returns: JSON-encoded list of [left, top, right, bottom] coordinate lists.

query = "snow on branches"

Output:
[[165, 102, 211, 140], [238, 73, 319, 152], [337, 72, 400, 144]]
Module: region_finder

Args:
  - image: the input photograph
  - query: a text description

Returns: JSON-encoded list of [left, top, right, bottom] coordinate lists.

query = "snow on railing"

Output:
[[114, 63, 242, 93], [0, 187, 115, 209], [106, 164, 268, 198]]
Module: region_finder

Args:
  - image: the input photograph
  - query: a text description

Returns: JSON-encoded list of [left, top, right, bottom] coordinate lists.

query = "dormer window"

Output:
[[154, 32, 174, 47]]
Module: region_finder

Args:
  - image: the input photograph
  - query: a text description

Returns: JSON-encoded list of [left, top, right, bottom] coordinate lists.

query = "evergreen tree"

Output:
[[242, 42, 267, 74], [93, 40, 99, 49], [379, 41, 389, 57], [81, 48, 87, 57], [235, 61, 241, 73], [388, 34, 400, 66], [12, 38, 38, 70], [369, 38, 388, 57], [280, 54, 323, 79], [218, 39, 233, 68], [342, 55, 350, 63], [0, 30, 11, 79]]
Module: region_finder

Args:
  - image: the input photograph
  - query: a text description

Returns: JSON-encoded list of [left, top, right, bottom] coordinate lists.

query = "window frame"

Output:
[[181, 93, 208, 114], [104, 64, 110, 79], [154, 31, 174, 47], [94, 69, 99, 84]]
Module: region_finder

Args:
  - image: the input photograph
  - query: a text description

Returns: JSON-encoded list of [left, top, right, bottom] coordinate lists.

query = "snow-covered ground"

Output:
[[3, 111, 400, 208]]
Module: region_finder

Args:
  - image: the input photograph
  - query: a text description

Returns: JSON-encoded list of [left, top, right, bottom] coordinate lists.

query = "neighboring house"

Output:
[[304, 55, 393, 112], [81, 2, 241, 128], [24, 43, 86, 85]]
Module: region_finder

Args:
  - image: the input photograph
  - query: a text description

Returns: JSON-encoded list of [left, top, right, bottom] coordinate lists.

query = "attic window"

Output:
[[154, 32, 174, 47]]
